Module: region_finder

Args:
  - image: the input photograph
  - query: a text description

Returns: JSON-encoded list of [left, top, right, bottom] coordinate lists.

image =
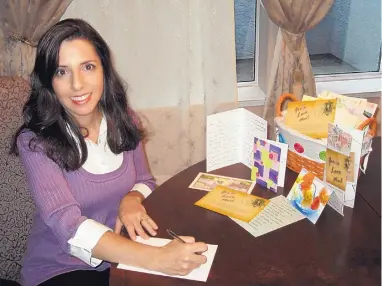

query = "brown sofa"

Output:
[[0, 76, 33, 284]]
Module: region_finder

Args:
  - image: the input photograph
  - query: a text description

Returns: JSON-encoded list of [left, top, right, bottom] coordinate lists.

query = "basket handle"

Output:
[[358, 117, 377, 137], [276, 93, 299, 117]]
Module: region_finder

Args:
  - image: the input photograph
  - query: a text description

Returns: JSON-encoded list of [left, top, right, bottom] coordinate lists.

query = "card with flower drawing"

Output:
[[286, 169, 333, 224]]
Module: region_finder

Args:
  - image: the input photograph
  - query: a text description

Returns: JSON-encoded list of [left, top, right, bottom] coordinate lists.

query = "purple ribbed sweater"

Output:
[[17, 131, 156, 286]]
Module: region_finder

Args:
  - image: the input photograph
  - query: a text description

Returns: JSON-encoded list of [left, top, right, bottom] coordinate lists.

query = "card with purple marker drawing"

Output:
[[251, 137, 288, 192]]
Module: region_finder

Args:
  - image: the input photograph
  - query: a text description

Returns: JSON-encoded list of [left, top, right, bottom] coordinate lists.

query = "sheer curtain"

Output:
[[0, 0, 73, 79], [62, 0, 238, 184], [261, 0, 334, 138]]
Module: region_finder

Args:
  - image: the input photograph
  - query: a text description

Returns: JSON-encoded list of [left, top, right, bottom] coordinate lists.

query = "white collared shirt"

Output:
[[67, 116, 152, 266]]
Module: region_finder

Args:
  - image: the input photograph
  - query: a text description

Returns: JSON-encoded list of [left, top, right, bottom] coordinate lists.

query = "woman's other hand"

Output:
[[155, 236, 208, 276], [114, 191, 158, 240]]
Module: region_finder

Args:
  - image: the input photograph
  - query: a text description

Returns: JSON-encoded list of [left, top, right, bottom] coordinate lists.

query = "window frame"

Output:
[[237, 2, 382, 105]]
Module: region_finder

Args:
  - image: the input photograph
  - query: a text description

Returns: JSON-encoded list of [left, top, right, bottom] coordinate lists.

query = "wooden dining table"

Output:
[[110, 138, 381, 286]]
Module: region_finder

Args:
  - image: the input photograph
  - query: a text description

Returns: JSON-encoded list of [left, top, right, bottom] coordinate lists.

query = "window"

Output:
[[307, 0, 382, 95], [307, 0, 381, 75], [235, 0, 381, 103], [234, 0, 257, 83]]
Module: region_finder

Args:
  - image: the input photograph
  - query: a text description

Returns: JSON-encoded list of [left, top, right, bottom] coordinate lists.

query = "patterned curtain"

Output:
[[261, 0, 334, 139], [0, 0, 73, 79]]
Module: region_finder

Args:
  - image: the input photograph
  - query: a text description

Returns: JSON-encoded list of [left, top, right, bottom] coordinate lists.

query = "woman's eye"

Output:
[[55, 69, 67, 77], [84, 64, 95, 71]]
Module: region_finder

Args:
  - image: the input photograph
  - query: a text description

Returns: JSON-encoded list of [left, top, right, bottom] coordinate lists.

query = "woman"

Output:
[[11, 18, 207, 286]]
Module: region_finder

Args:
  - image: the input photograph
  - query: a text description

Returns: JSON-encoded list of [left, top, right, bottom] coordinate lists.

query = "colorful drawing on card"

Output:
[[327, 123, 352, 156], [325, 148, 349, 191], [189, 172, 256, 193], [286, 169, 333, 224], [251, 137, 281, 192]]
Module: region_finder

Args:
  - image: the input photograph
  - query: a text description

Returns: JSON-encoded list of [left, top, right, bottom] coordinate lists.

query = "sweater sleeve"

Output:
[[17, 132, 89, 254], [131, 141, 156, 197]]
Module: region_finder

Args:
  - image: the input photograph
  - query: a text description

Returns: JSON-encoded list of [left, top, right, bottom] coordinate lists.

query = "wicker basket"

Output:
[[275, 93, 377, 180]]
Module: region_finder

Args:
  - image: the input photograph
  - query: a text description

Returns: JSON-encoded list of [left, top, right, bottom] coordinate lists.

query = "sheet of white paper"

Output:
[[240, 108, 268, 169], [117, 237, 218, 282], [206, 109, 242, 172], [231, 196, 305, 237], [327, 187, 345, 216]]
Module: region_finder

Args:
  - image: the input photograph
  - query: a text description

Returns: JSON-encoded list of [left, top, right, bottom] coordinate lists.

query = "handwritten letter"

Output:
[[206, 108, 267, 172], [231, 196, 305, 237]]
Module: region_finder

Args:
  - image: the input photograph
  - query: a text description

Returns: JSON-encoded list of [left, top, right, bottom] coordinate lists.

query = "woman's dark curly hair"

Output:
[[10, 18, 143, 171]]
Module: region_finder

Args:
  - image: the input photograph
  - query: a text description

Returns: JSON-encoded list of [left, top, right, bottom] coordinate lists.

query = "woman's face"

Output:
[[52, 39, 104, 120]]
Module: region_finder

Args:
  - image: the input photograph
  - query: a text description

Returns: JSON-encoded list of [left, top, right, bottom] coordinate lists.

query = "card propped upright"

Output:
[[206, 108, 267, 172], [251, 137, 288, 191]]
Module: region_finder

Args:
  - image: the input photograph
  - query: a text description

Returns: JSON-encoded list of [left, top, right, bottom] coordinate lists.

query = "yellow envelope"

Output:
[[194, 185, 269, 222], [284, 99, 337, 138]]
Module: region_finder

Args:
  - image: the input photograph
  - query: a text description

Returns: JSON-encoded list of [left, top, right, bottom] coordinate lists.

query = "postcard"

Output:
[[194, 185, 269, 222], [327, 123, 352, 156], [251, 137, 288, 191], [286, 169, 333, 224], [231, 195, 305, 237], [189, 172, 256, 193], [325, 148, 349, 191], [118, 236, 218, 282], [284, 99, 337, 138]]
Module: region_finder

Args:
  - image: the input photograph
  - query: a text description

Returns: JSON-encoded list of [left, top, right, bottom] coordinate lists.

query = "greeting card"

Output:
[[286, 169, 333, 224], [251, 137, 288, 192]]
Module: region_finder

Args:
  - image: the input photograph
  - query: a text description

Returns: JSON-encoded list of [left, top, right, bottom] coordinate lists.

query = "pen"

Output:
[[167, 229, 187, 243], [166, 229, 204, 255]]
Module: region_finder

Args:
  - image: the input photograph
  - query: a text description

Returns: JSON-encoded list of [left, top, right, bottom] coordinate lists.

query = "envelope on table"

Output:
[[284, 99, 337, 138], [194, 185, 270, 222]]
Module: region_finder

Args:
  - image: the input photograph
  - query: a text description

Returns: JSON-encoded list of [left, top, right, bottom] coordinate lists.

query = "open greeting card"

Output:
[[206, 108, 267, 172], [207, 108, 288, 191]]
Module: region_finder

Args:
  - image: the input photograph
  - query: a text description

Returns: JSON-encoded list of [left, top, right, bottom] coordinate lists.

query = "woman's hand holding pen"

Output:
[[155, 236, 208, 276], [114, 191, 158, 240]]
